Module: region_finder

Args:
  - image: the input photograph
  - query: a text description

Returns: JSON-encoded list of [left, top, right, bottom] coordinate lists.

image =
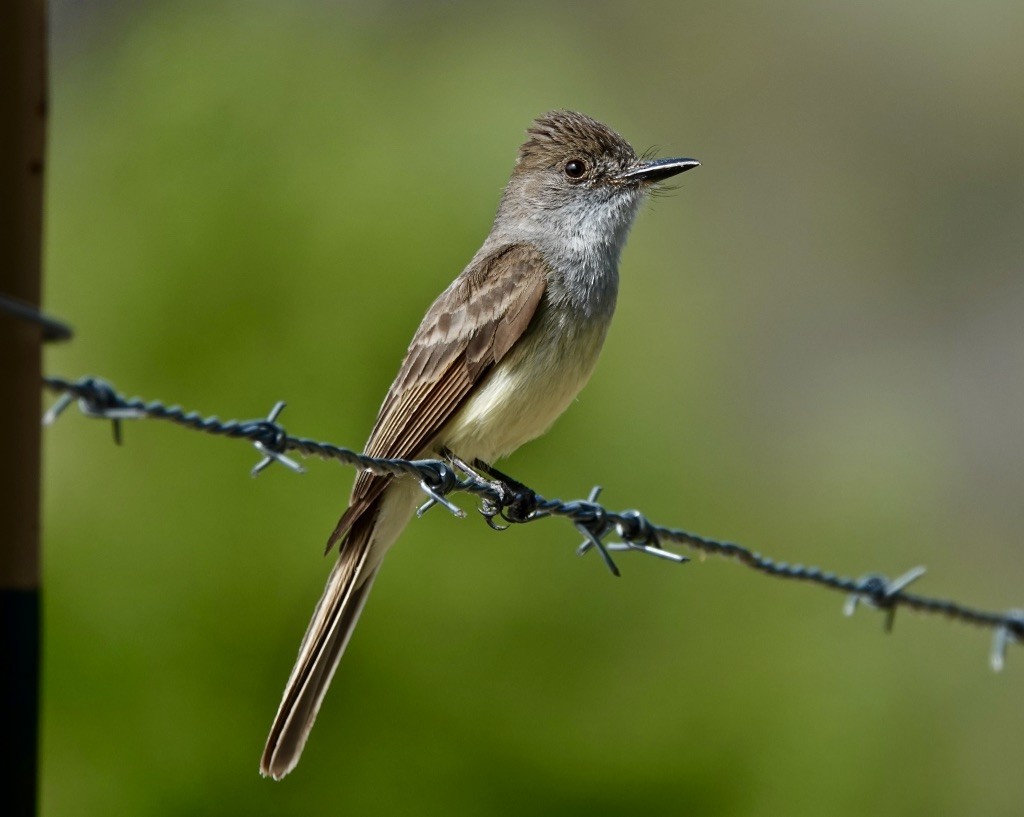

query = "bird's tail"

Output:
[[259, 517, 379, 780]]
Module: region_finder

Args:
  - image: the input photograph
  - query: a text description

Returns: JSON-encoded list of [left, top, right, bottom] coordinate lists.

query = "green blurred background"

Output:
[[41, 1, 1024, 814]]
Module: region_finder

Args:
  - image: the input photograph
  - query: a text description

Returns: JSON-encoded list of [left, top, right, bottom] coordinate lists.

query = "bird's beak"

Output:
[[618, 157, 701, 184]]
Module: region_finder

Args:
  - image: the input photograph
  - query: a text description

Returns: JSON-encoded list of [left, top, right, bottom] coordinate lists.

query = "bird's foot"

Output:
[[441, 449, 542, 529]]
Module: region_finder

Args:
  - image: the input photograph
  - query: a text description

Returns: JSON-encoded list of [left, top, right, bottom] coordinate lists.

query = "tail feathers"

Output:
[[260, 526, 378, 780]]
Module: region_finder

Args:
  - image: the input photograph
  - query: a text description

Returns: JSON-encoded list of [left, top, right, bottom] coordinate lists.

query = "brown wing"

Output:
[[326, 243, 549, 550]]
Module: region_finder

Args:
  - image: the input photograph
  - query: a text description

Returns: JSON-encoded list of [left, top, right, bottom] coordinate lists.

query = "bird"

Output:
[[260, 110, 699, 778]]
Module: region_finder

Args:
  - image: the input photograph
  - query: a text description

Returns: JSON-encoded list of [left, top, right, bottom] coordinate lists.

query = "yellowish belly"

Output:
[[439, 315, 609, 463]]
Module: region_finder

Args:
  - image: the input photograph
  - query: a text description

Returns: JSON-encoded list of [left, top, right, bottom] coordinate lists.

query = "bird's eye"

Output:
[[563, 159, 588, 179]]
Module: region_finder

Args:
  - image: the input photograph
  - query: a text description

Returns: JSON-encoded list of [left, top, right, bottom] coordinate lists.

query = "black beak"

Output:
[[619, 157, 701, 184]]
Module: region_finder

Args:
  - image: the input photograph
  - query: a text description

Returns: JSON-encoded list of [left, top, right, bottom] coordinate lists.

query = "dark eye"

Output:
[[563, 159, 587, 179]]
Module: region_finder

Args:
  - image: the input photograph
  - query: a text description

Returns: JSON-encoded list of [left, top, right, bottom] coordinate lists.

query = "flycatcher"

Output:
[[260, 110, 699, 778]]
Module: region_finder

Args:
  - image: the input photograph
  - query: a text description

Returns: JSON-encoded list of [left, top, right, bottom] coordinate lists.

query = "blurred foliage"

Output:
[[40, 1, 1024, 815]]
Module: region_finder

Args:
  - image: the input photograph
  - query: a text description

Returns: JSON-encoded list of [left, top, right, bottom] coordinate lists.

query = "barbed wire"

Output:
[[43, 374, 1023, 670]]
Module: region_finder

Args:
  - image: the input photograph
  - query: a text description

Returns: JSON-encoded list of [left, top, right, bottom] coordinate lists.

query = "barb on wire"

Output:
[[42, 374, 1023, 670], [843, 566, 928, 632]]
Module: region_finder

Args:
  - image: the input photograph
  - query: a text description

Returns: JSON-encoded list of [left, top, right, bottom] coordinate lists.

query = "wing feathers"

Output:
[[328, 243, 549, 551]]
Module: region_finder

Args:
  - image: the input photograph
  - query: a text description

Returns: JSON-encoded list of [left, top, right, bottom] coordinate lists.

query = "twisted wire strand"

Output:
[[42, 374, 1023, 667]]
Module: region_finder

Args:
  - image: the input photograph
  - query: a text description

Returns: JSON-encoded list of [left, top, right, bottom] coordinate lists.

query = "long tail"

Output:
[[259, 514, 379, 779]]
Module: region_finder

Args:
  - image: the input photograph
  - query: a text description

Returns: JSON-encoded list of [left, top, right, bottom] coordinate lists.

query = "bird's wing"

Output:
[[326, 242, 549, 550]]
